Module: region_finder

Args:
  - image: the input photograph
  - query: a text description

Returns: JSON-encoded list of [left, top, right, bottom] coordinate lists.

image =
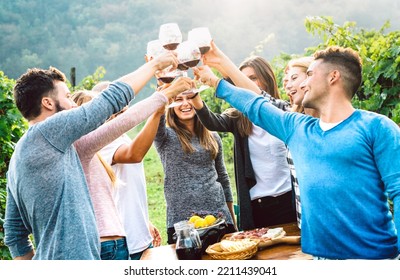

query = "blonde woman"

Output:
[[285, 57, 319, 117]]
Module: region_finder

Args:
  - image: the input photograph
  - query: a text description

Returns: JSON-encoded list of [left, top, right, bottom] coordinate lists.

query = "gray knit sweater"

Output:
[[4, 82, 133, 260], [154, 115, 233, 228]]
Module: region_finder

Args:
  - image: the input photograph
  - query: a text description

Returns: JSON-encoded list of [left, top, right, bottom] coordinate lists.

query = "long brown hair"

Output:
[[166, 107, 219, 159], [72, 90, 117, 187], [226, 56, 280, 137]]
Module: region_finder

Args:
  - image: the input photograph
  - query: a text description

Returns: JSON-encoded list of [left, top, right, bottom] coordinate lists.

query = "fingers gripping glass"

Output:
[[146, 39, 180, 84], [168, 85, 209, 108]]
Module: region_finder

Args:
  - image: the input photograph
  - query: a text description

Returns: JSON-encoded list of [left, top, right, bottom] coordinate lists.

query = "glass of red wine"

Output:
[[176, 40, 201, 73], [188, 27, 212, 55], [146, 39, 165, 60], [159, 23, 182, 51], [146, 39, 179, 84]]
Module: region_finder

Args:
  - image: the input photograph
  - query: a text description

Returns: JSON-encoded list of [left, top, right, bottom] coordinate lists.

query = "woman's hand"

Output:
[[151, 51, 179, 72], [201, 41, 229, 77], [160, 77, 195, 99], [193, 65, 220, 88], [186, 89, 204, 110]]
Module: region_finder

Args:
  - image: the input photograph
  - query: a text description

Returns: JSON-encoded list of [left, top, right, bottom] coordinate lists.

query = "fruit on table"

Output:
[[204, 214, 216, 226], [189, 215, 201, 224], [188, 214, 217, 228], [194, 218, 207, 229]]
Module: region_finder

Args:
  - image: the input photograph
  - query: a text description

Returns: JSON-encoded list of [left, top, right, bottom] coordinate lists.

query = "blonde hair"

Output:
[[166, 107, 219, 159], [286, 56, 314, 114], [72, 90, 117, 187]]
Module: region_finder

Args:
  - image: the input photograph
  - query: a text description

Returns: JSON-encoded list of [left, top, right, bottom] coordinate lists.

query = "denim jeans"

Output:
[[129, 243, 153, 260], [100, 237, 129, 260]]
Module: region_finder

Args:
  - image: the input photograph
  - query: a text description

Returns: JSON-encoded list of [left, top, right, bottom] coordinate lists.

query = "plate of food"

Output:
[[222, 227, 300, 249]]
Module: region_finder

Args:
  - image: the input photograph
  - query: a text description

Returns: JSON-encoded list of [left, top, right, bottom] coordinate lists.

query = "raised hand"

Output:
[[152, 51, 179, 71], [193, 65, 220, 88], [186, 87, 204, 110], [201, 40, 228, 77], [161, 77, 195, 99]]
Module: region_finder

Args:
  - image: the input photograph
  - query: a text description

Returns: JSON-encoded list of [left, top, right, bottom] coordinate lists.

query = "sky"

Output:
[[171, 0, 400, 64]]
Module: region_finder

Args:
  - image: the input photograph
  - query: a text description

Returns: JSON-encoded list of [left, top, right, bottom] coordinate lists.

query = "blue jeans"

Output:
[[100, 237, 129, 260], [129, 243, 153, 260]]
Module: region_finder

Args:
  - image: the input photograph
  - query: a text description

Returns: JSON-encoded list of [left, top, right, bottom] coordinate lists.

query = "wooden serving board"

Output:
[[222, 231, 301, 249], [257, 235, 301, 249]]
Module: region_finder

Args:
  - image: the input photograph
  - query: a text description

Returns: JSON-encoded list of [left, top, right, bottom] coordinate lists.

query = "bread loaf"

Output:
[[220, 239, 256, 252]]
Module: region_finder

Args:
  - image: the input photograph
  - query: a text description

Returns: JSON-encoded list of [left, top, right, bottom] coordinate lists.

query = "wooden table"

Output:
[[140, 222, 312, 260]]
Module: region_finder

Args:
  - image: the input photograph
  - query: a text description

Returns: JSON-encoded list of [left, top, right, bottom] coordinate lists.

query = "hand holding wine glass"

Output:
[[193, 65, 221, 88], [201, 40, 229, 78], [146, 39, 166, 62], [160, 77, 196, 100], [151, 51, 179, 72]]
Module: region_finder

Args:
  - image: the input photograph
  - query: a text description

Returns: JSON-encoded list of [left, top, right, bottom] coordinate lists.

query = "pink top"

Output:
[[74, 91, 168, 238]]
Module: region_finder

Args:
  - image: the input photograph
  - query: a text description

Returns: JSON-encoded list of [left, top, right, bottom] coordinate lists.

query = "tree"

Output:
[[303, 16, 400, 123], [0, 71, 27, 260]]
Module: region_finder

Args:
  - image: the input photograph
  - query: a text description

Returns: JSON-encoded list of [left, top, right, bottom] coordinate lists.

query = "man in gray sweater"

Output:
[[4, 52, 178, 260]]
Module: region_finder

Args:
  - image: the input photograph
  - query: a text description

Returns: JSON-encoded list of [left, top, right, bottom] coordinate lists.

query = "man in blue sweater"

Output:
[[195, 43, 400, 259], [4, 52, 178, 260]]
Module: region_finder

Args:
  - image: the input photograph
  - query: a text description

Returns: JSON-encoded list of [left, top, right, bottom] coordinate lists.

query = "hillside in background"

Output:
[[1, 0, 399, 98]]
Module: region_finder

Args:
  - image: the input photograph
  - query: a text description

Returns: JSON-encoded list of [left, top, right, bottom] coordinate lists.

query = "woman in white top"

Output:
[[191, 55, 296, 230]]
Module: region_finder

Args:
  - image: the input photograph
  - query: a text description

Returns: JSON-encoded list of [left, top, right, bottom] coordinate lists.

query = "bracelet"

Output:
[[212, 78, 222, 89]]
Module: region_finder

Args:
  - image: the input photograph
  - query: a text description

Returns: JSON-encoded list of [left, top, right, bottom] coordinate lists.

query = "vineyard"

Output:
[[1, 17, 399, 259]]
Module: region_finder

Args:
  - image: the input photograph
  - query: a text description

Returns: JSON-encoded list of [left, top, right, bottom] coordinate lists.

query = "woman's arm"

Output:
[[75, 77, 193, 158], [199, 41, 261, 94], [112, 105, 166, 164], [188, 93, 235, 133]]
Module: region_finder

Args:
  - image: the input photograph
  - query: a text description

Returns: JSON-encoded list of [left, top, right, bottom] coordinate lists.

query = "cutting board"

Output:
[[222, 231, 301, 249]]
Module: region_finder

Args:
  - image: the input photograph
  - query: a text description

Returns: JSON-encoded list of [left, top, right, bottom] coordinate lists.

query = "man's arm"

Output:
[[14, 250, 34, 260], [3, 185, 35, 259], [41, 52, 179, 153]]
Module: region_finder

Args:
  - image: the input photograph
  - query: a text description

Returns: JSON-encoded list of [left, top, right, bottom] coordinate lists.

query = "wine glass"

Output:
[[146, 39, 179, 84], [176, 40, 201, 72], [146, 39, 166, 60], [188, 27, 212, 55], [159, 23, 182, 51]]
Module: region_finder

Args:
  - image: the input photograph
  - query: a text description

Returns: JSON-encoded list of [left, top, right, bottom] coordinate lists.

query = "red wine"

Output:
[[177, 63, 189, 71], [158, 77, 175, 84], [176, 247, 202, 260], [184, 59, 200, 68], [163, 43, 179, 50], [199, 46, 210, 54]]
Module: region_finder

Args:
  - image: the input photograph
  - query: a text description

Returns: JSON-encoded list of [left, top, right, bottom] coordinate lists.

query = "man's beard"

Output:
[[55, 100, 66, 113]]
